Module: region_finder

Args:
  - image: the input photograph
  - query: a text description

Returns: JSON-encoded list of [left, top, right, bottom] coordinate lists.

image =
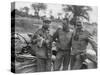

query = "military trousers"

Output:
[[36, 58, 51, 72], [53, 49, 70, 71], [70, 53, 86, 70]]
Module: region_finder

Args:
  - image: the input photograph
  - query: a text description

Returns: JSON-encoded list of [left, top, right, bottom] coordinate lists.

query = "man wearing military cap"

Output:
[[31, 19, 52, 72]]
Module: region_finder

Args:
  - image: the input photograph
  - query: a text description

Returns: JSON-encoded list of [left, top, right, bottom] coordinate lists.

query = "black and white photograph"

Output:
[[11, 1, 97, 73]]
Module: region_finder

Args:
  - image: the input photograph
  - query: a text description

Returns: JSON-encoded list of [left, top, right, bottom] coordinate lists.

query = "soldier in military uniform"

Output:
[[31, 19, 52, 72], [70, 20, 97, 70], [52, 18, 73, 71]]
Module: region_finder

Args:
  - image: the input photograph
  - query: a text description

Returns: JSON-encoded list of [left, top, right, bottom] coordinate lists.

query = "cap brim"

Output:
[[43, 20, 51, 24]]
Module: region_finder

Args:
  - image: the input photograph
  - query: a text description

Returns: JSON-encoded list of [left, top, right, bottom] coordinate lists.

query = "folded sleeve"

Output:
[[87, 32, 97, 55]]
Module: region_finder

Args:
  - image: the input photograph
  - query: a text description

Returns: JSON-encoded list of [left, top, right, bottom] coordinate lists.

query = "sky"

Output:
[[14, 1, 98, 23]]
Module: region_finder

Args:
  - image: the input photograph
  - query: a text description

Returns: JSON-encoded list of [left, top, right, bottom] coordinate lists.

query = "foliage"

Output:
[[57, 12, 62, 19], [62, 5, 92, 25], [22, 7, 30, 14], [31, 3, 47, 17]]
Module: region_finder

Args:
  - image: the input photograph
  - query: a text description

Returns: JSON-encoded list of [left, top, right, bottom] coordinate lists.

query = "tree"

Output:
[[62, 5, 92, 25], [49, 10, 54, 20], [22, 7, 29, 14], [31, 3, 47, 17], [57, 13, 62, 19], [49, 10, 53, 16]]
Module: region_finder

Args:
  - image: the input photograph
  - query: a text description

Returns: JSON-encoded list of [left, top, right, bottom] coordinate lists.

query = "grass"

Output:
[[15, 17, 42, 33]]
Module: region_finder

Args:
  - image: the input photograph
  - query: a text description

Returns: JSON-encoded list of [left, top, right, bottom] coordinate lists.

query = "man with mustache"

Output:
[[70, 19, 97, 70]]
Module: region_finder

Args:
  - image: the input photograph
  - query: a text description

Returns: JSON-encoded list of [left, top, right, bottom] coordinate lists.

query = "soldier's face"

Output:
[[62, 20, 69, 31], [63, 19, 67, 24], [43, 22, 49, 29], [75, 22, 83, 30], [63, 24, 69, 31], [44, 22, 49, 26]]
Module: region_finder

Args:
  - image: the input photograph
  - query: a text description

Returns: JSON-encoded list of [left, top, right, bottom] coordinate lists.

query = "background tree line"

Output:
[[11, 3, 97, 27]]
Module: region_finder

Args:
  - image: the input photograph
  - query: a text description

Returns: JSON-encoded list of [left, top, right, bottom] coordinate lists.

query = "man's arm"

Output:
[[52, 29, 59, 42], [87, 32, 97, 55], [51, 29, 59, 57], [31, 30, 41, 44]]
